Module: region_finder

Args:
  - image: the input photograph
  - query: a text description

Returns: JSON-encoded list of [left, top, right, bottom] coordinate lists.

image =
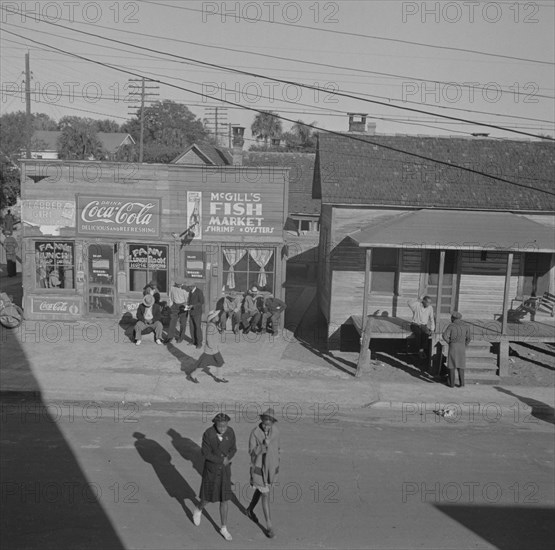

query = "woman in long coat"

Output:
[[246, 409, 281, 538], [442, 311, 472, 388], [193, 413, 237, 541]]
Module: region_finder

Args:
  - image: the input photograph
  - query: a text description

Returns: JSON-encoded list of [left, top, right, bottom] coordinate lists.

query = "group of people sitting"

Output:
[[218, 285, 287, 336], [133, 280, 286, 345]]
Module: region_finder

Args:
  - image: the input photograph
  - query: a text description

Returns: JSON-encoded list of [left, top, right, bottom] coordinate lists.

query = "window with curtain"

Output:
[[222, 247, 275, 292]]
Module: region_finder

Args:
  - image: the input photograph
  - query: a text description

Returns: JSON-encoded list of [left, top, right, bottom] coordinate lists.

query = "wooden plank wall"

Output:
[[458, 251, 520, 318]]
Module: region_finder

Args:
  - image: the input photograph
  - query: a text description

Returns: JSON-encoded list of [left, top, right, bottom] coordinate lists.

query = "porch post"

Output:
[[356, 248, 372, 377], [501, 252, 514, 335], [499, 252, 514, 377], [432, 250, 445, 371]]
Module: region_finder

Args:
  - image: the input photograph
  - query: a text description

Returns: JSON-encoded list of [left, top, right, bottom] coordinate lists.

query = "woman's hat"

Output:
[[451, 311, 462, 319], [250, 286, 259, 293], [260, 408, 277, 423], [207, 310, 219, 323], [212, 413, 231, 423], [143, 294, 155, 307]]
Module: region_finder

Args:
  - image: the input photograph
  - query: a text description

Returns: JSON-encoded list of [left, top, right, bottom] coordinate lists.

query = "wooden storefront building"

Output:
[[313, 129, 555, 376], [20, 160, 289, 321]]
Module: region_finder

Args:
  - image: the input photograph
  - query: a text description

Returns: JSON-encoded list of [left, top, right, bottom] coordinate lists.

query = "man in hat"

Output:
[[442, 311, 472, 387], [246, 408, 281, 538], [193, 413, 237, 541], [187, 280, 205, 348], [408, 295, 435, 361], [241, 286, 259, 334], [166, 278, 190, 344], [134, 294, 163, 345], [187, 310, 228, 383], [261, 295, 287, 336]]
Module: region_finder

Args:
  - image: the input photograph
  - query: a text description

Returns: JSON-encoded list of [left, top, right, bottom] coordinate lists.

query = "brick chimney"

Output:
[[348, 113, 375, 134], [232, 126, 245, 165]]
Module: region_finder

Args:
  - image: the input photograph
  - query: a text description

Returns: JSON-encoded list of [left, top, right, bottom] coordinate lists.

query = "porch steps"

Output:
[[464, 341, 498, 383]]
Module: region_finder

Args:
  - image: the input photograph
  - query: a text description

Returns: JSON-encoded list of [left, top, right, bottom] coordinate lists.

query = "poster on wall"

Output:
[[185, 251, 205, 279], [186, 191, 202, 240]]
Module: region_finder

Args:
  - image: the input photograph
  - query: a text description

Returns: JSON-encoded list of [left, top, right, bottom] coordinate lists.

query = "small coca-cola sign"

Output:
[[32, 297, 81, 315]]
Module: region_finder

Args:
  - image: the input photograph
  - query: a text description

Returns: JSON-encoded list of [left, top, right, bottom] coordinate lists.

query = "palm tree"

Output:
[[251, 111, 282, 145]]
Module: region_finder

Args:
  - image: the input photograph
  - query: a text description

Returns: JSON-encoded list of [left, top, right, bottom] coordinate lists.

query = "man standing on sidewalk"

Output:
[[408, 295, 435, 360], [187, 281, 204, 349], [166, 279, 189, 344], [442, 311, 472, 388]]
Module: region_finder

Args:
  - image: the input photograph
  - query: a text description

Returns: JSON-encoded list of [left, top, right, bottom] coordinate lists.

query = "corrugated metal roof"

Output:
[[350, 209, 555, 252]]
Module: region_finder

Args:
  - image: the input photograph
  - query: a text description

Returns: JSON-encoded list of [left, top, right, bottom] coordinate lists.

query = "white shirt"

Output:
[[408, 298, 435, 331]]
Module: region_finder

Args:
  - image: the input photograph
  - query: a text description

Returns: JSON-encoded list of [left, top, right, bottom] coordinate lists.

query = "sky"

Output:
[[1, 0, 554, 144]]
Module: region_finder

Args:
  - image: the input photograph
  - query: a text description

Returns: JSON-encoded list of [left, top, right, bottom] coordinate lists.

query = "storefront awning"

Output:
[[350, 209, 555, 253]]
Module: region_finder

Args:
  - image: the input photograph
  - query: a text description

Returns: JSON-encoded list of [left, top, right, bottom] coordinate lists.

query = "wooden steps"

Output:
[[464, 341, 498, 383]]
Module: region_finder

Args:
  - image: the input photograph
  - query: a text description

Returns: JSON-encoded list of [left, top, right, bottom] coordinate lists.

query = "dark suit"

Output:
[[199, 426, 237, 502], [187, 287, 204, 347]]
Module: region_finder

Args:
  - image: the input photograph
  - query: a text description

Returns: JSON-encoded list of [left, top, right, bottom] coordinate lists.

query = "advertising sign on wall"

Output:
[[21, 200, 75, 229], [185, 251, 205, 279], [204, 191, 280, 236], [76, 195, 161, 237], [31, 297, 81, 315], [186, 191, 202, 240]]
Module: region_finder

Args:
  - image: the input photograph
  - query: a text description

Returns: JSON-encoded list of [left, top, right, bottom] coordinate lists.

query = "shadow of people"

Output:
[[166, 428, 248, 518], [119, 312, 137, 343], [132, 432, 199, 522], [165, 343, 198, 374], [493, 387, 555, 425]]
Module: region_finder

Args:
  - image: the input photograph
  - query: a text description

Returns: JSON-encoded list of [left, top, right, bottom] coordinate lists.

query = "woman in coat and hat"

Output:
[[246, 409, 281, 538], [442, 311, 472, 387], [193, 413, 236, 541], [187, 310, 228, 383]]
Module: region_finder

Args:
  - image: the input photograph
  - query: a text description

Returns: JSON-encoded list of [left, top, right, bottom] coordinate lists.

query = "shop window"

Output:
[[371, 248, 398, 294], [128, 244, 168, 293], [300, 220, 311, 232], [35, 241, 75, 289], [222, 247, 275, 293]]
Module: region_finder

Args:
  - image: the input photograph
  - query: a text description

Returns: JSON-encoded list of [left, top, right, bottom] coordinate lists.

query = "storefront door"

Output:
[[87, 243, 117, 315]]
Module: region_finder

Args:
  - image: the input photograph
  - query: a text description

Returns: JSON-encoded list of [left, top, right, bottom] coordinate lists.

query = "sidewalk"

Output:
[[2, 315, 554, 420]]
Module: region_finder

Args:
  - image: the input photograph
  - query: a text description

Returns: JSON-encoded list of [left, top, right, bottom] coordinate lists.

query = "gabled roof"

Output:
[[314, 133, 555, 211], [243, 151, 319, 215], [172, 143, 233, 165], [350, 209, 555, 252], [30, 131, 135, 153]]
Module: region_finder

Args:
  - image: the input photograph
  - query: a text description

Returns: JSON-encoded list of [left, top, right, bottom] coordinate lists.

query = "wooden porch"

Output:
[[350, 314, 555, 343]]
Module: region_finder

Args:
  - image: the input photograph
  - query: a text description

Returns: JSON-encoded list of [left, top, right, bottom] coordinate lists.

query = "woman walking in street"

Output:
[[193, 413, 237, 541], [186, 310, 228, 383], [246, 409, 281, 538]]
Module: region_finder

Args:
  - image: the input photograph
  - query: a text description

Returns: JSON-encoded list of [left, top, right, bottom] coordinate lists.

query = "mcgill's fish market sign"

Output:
[[76, 195, 161, 238]]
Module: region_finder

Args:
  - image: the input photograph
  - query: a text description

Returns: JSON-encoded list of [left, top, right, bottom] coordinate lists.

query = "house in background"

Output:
[[23, 131, 135, 160], [172, 142, 233, 166], [313, 115, 555, 379]]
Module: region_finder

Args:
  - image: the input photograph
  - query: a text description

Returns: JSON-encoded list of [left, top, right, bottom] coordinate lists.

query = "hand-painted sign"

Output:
[[205, 191, 279, 235], [128, 244, 167, 270], [76, 195, 161, 237], [22, 200, 76, 228]]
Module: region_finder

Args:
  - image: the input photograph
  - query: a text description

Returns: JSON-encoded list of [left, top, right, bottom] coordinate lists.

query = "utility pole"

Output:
[[127, 78, 159, 163], [204, 106, 228, 146], [25, 52, 32, 159]]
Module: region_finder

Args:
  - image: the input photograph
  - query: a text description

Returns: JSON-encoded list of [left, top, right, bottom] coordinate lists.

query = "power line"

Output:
[[143, 0, 554, 65], [5, 28, 553, 199], [3, 20, 552, 141], [4, 23, 553, 129]]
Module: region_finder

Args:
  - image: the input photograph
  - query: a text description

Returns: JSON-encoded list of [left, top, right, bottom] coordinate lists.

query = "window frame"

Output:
[[127, 242, 169, 294], [34, 239, 76, 291]]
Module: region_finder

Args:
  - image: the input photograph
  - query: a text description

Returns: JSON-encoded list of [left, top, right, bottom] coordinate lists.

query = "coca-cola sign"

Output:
[[31, 297, 81, 315], [76, 195, 161, 237]]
